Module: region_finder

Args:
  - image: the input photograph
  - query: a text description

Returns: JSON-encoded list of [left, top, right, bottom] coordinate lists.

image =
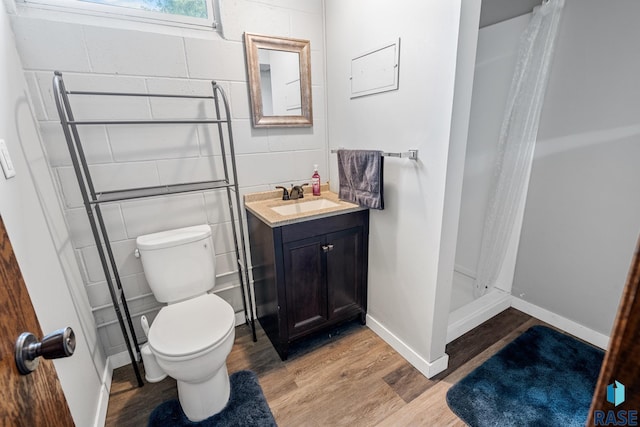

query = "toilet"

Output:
[[136, 224, 236, 422]]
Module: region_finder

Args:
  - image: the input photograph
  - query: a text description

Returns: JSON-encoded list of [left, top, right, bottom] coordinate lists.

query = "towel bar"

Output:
[[330, 149, 418, 161]]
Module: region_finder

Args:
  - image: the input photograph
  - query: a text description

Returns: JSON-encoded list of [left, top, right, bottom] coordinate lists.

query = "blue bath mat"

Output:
[[446, 325, 604, 427], [148, 370, 276, 426]]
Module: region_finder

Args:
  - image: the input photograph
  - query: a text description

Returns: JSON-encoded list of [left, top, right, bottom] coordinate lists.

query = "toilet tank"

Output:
[[136, 225, 216, 304]]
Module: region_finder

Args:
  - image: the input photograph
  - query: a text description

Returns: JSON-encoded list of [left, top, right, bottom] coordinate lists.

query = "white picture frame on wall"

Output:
[[350, 38, 400, 99]]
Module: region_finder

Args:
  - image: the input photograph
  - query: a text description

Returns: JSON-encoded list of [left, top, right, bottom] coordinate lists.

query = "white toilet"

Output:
[[136, 224, 236, 422]]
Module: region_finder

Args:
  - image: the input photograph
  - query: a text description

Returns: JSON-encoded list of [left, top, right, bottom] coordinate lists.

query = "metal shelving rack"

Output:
[[52, 71, 256, 386]]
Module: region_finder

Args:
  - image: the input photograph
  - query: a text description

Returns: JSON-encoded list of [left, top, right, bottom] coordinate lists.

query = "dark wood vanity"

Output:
[[247, 209, 369, 360]]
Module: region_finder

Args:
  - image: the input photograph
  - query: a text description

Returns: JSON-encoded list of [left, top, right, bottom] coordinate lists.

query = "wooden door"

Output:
[[283, 235, 328, 339], [0, 216, 74, 426], [587, 236, 640, 425], [326, 226, 364, 319]]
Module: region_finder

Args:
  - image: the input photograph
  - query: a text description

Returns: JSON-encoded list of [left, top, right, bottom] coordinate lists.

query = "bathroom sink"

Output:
[[270, 199, 340, 216]]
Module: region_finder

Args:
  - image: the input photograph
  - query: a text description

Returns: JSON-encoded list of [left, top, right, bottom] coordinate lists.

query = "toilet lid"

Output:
[[148, 293, 235, 357]]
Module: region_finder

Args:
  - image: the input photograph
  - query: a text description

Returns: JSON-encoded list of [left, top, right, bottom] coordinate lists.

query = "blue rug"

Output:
[[148, 371, 276, 426], [446, 325, 604, 427]]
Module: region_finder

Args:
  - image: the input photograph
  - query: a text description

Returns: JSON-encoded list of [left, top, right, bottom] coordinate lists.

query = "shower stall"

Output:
[[448, 0, 564, 342]]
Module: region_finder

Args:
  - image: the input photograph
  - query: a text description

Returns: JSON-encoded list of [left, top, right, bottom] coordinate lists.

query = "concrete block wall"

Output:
[[11, 0, 326, 356]]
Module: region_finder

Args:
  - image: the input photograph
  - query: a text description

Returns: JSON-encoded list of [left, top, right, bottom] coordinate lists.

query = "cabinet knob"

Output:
[[322, 244, 334, 253]]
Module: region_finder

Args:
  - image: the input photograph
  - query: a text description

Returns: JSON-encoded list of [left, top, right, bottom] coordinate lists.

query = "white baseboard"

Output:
[[109, 350, 138, 370], [101, 356, 113, 393], [93, 384, 110, 427], [367, 314, 449, 378], [93, 357, 113, 427], [447, 289, 512, 343], [511, 297, 609, 350], [235, 311, 246, 326]]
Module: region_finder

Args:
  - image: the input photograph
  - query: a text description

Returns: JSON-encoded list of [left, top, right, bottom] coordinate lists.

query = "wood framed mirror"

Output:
[[244, 33, 313, 128]]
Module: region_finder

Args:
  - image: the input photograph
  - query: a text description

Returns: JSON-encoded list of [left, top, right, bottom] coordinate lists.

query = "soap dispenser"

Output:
[[312, 164, 321, 196]]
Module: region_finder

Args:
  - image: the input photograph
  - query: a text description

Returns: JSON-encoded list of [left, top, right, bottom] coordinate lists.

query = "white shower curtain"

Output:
[[473, 0, 565, 297]]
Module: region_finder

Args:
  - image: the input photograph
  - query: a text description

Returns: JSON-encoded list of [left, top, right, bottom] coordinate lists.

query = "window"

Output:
[[82, 0, 208, 19], [21, 0, 216, 28]]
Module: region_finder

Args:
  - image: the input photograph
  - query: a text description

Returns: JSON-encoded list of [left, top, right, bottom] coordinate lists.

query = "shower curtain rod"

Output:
[[330, 148, 418, 160]]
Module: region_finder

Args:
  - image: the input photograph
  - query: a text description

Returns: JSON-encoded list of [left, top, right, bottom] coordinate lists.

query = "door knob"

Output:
[[15, 327, 76, 375]]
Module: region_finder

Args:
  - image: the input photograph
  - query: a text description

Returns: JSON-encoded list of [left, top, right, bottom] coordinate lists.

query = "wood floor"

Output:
[[106, 308, 545, 426]]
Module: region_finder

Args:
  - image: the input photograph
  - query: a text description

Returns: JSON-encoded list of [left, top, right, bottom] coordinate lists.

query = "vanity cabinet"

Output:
[[247, 209, 369, 360]]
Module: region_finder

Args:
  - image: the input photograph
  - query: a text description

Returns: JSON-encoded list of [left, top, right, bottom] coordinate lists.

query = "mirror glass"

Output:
[[258, 49, 301, 116], [244, 33, 313, 128]]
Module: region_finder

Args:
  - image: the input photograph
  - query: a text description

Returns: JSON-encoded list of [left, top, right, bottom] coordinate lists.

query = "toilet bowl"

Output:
[[149, 294, 235, 420], [136, 225, 236, 422]]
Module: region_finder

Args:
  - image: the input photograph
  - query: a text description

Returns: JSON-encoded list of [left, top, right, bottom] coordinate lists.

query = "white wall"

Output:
[[513, 0, 640, 336], [434, 0, 482, 353], [1, 1, 106, 425], [325, 0, 478, 376], [9, 0, 327, 357], [479, 0, 539, 28]]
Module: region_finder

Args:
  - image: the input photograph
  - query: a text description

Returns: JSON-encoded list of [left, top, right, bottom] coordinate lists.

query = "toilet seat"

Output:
[[148, 293, 235, 358]]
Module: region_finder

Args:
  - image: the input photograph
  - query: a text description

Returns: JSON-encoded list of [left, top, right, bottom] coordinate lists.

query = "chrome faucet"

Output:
[[289, 183, 308, 200]]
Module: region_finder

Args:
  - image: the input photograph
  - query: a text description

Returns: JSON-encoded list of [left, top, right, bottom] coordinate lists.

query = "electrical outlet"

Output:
[[0, 139, 16, 179]]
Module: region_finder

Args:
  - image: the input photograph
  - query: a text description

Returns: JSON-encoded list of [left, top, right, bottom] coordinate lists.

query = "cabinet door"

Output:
[[326, 226, 364, 319], [283, 235, 328, 338]]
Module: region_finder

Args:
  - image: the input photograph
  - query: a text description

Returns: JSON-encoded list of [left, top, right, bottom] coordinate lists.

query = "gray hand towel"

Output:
[[337, 149, 384, 210]]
